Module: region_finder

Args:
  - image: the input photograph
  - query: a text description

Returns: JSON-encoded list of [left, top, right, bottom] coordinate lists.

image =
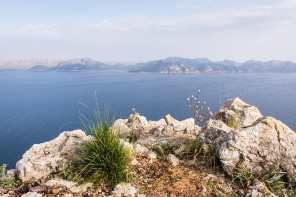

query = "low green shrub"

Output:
[[80, 109, 132, 186], [0, 164, 15, 189], [234, 166, 257, 188], [160, 143, 179, 155]]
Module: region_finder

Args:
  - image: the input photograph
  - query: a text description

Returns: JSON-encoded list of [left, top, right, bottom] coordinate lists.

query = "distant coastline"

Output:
[[1, 57, 296, 73]]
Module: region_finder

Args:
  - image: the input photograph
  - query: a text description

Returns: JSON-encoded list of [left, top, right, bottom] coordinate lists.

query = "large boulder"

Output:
[[213, 98, 263, 128], [16, 130, 88, 182], [216, 116, 296, 185], [198, 119, 234, 145]]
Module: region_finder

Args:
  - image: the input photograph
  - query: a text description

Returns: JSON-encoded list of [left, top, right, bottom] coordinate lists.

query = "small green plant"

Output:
[[58, 161, 84, 183], [188, 137, 204, 160], [260, 167, 286, 194], [160, 143, 179, 155], [128, 131, 139, 143], [0, 164, 15, 189], [79, 107, 132, 186], [226, 117, 239, 129], [234, 166, 257, 188], [205, 146, 219, 168]]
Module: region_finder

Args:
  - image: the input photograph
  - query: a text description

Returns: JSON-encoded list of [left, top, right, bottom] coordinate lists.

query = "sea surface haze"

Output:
[[0, 71, 296, 168]]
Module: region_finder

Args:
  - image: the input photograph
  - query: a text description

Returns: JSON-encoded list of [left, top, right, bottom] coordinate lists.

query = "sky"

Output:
[[0, 0, 296, 63]]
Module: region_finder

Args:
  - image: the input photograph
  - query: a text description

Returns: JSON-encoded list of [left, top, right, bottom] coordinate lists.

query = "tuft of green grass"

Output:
[[188, 137, 204, 160], [58, 161, 84, 183], [205, 146, 219, 168], [79, 108, 132, 186], [234, 166, 257, 188], [128, 131, 139, 143], [0, 164, 16, 189], [160, 143, 179, 155], [260, 167, 286, 194], [234, 166, 292, 196]]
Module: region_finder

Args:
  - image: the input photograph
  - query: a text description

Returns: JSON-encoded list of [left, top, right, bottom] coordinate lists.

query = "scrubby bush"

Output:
[[0, 164, 15, 189], [79, 108, 132, 186]]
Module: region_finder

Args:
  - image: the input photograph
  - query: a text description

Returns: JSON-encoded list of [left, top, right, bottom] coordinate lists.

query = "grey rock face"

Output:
[[213, 97, 263, 128], [198, 119, 234, 145], [216, 116, 296, 185], [16, 130, 88, 182], [245, 180, 277, 197]]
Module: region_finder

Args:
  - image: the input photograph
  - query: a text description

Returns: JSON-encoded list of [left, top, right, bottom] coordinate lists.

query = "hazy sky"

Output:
[[0, 0, 295, 63]]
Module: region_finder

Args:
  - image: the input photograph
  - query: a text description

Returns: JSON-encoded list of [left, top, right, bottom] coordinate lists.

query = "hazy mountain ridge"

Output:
[[1, 57, 296, 73], [129, 57, 296, 73]]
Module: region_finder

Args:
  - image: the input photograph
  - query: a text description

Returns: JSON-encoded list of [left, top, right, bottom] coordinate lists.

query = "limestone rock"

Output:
[[198, 119, 234, 145], [213, 98, 263, 128], [134, 144, 149, 155], [21, 192, 43, 197], [148, 119, 167, 128], [113, 119, 131, 137], [45, 178, 76, 189], [146, 151, 157, 160], [112, 183, 137, 197], [16, 129, 88, 182], [245, 180, 277, 197], [167, 154, 179, 166], [127, 113, 148, 130], [217, 116, 296, 185], [164, 114, 178, 125]]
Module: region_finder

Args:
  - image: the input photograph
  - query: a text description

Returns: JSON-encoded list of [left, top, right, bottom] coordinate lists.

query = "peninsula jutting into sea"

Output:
[[1, 57, 296, 73]]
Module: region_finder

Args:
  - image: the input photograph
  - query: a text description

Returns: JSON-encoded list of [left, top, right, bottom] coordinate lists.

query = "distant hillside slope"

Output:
[[129, 57, 296, 73]]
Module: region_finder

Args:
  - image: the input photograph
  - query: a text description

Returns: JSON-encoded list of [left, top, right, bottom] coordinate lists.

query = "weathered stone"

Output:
[[45, 178, 76, 189], [119, 139, 133, 152], [217, 116, 296, 185], [146, 151, 157, 160], [127, 113, 148, 130], [148, 119, 167, 128], [164, 114, 178, 125], [134, 144, 149, 155], [113, 119, 131, 137], [245, 180, 277, 197], [21, 192, 43, 197], [172, 118, 195, 132], [213, 98, 263, 128], [16, 130, 88, 182], [167, 154, 179, 166], [198, 119, 234, 145], [70, 182, 93, 193], [112, 183, 137, 197]]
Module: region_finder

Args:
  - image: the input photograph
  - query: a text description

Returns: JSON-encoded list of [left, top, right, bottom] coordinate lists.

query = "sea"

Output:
[[1, 70, 296, 169]]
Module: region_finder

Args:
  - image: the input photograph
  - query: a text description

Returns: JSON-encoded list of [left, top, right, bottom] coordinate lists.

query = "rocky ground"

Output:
[[1, 97, 296, 196]]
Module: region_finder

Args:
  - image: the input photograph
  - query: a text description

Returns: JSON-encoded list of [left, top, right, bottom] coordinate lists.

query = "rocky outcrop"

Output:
[[199, 98, 296, 186], [213, 97, 263, 128], [216, 116, 296, 185], [16, 130, 88, 182], [113, 112, 198, 142]]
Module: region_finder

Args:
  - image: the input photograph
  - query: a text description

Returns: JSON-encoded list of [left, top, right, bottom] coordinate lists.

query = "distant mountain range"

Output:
[[1, 57, 296, 73]]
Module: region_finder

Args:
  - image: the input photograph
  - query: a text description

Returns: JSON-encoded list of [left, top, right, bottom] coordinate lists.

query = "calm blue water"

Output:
[[1, 71, 296, 169]]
